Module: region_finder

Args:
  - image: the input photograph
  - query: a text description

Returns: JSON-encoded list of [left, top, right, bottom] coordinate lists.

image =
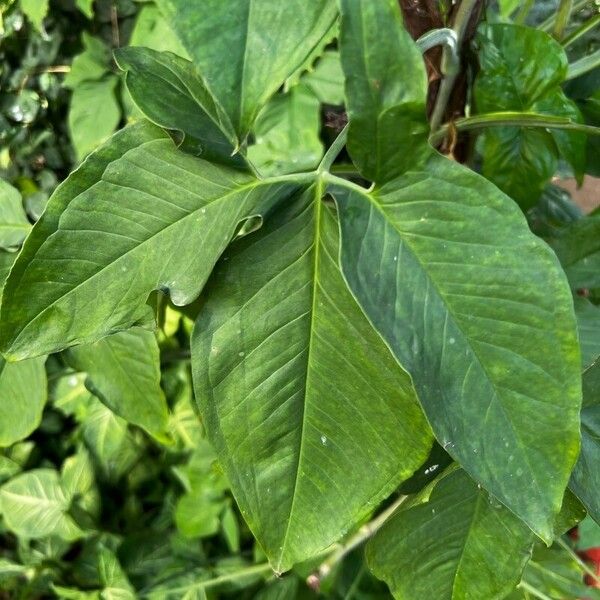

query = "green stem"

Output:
[[540, 0, 592, 31], [518, 581, 553, 600], [429, 111, 600, 145], [307, 494, 408, 590], [566, 47, 600, 79], [318, 125, 349, 173], [562, 13, 600, 47], [516, 0, 536, 24], [430, 0, 481, 133], [556, 537, 600, 583], [554, 0, 574, 39]]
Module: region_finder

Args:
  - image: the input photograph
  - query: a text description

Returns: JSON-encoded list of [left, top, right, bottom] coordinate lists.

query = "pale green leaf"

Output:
[[192, 189, 433, 571], [75, 0, 94, 19], [98, 546, 136, 600], [367, 469, 534, 599], [0, 137, 305, 360], [64, 33, 112, 89], [248, 85, 323, 177], [66, 328, 169, 441], [338, 0, 429, 183], [328, 152, 581, 542], [20, 0, 48, 30], [157, 0, 338, 139], [115, 47, 244, 166], [0, 179, 31, 249], [0, 469, 82, 540], [69, 77, 121, 161], [130, 3, 188, 56], [301, 50, 345, 106], [0, 356, 47, 447]]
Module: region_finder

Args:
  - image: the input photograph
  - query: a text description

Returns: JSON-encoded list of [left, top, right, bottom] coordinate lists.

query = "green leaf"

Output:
[[20, 0, 49, 30], [81, 397, 141, 481], [0, 180, 31, 249], [129, 3, 188, 57], [0, 468, 82, 540], [367, 469, 534, 599], [157, 0, 338, 139], [474, 24, 573, 207], [328, 152, 581, 542], [98, 545, 136, 600], [192, 188, 433, 571], [570, 360, 600, 523], [69, 77, 122, 161], [115, 47, 244, 166], [338, 0, 429, 183], [248, 85, 323, 177], [75, 0, 94, 19], [551, 212, 600, 291], [64, 33, 112, 89], [66, 328, 169, 441], [0, 137, 306, 360], [0, 356, 46, 447], [301, 50, 344, 106], [574, 296, 600, 369], [174, 440, 229, 539]]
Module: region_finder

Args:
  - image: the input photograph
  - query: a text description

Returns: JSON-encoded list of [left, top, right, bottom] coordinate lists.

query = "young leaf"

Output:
[[0, 469, 83, 540], [574, 297, 600, 369], [20, 0, 49, 30], [0, 137, 307, 359], [129, 3, 188, 57], [0, 180, 31, 250], [65, 328, 170, 442], [115, 48, 245, 166], [192, 189, 433, 571], [0, 356, 47, 447], [366, 469, 534, 599], [248, 84, 323, 176], [157, 0, 338, 139], [328, 153, 581, 542], [338, 0, 429, 183], [302, 50, 345, 106]]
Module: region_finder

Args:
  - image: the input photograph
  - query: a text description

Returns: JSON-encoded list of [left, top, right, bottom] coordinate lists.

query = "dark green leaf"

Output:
[[115, 47, 244, 166], [157, 0, 338, 139], [329, 153, 581, 542], [338, 0, 429, 183], [0, 180, 31, 250], [192, 189, 432, 571], [574, 296, 600, 369], [367, 469, 534, 600]]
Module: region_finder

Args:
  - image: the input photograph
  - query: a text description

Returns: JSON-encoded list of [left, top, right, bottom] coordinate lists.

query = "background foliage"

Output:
[[1, 0, 600, 598]]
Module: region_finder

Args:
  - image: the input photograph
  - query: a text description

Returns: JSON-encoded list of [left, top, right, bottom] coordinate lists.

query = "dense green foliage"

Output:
[[1, 0, 600, 598]]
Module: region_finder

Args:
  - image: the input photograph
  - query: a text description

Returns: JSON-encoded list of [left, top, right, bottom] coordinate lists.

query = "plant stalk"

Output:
[[540, 0, 593, 32], [516, 0, 536, 24], [318, 124, 349, 173], [429, 0, 480, 133], [566, 47, 600, 79], [429, 111, 600, 145], [554, 0, 574, 39], [306, 494, 408, 591], [562, 13, 600, 47]]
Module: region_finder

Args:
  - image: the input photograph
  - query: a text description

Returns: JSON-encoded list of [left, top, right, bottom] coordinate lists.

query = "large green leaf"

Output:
[[157, 0, 338, 139], [328, 153, 581, 542], [0, 180, 31, 250], [129, 3, 188, 57], [65, 328, 169, 441], [338, 0, 429, 183], [0, 137, 306, 360], [0, 469, 82, 540], [248, 84, 323, 177], [0, 356, 46, 446], [115, 48, 244, 166], [192, 189, 433, 571], [367, 469, 534, 599], [474, 24, 581, 207], [570, 360, 600, 523]]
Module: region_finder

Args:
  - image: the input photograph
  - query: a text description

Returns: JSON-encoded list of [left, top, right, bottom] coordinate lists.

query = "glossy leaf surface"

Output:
[[192, 190, 433, 571], [329, 153, 581, 541]]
